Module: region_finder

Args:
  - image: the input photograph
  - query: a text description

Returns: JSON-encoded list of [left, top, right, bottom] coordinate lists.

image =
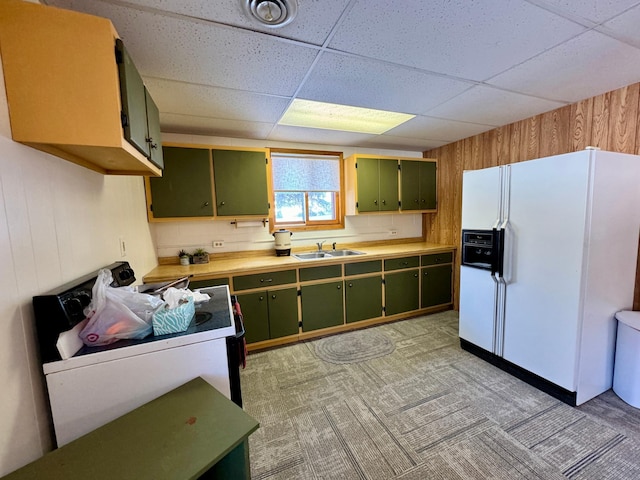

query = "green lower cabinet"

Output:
[[267, 288, 299, 338], [385, 269, 419, 315], [236, 291, 270, 344], [301, 281, 344, 332], [345, 275, 382, 323], [421, 265, 452, 308], [236, 288, 298, 344]]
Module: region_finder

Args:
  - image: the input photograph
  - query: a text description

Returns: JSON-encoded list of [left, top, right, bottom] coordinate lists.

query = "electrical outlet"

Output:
[[389, 230, 398, 236], [119, 236, 127, 257], [212, 240, 224, 248]]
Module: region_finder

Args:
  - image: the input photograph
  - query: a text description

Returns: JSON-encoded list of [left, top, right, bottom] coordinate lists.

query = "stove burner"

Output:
[[194, 312, 212, 326]]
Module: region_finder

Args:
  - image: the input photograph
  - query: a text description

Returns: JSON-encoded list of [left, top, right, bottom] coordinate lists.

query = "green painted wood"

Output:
[[149, 147, 213, 218], [236, 291, 270, 343], [384, 256, 420, 271], [213, 150, 268, 216], [422, 265, 453, 308], [345, 275, 382, 323], [299, 264, 342, 282], [400, 160, 420, 210], [2, 377, 258, 480], [385, 269, 419, 315], [420, 161, 437, 209], [356, 158, 380, 212], [267, 287, 299, 338], [188, 277, 230, 289], [344, 260, 382, 276], [144, 88, 163, 169], [421, 252, 453, 266], [232, 270, 296, 291], [300, 282, 344, 332], [116, 39, 149, 158], [378, 159, 399, 211]]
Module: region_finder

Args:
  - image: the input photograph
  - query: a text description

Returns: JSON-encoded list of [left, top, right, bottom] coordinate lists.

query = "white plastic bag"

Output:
[[79, 269, 157, 346]]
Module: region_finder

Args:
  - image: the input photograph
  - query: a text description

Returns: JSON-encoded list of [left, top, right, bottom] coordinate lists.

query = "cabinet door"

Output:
[[236, 291, 270, 344], [385, 270, 419, 315], [422, 265, 452, 308], [345, 276, 382, 323], [144, 88, 163, 169], [267, 288, 299, 338], [419, 161, 437, 210], [213, 150, 268, 216], [400, 160, 420, 211], [356, 158, 381, 212], [301, 282, 344, 332], [115, 39, 149, 158], [149, 147, 213, 218], [378, 159, 399, 212]]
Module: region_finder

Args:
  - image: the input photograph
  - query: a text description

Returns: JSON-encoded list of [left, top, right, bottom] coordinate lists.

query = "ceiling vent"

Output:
[[242, 0, 298, 28]]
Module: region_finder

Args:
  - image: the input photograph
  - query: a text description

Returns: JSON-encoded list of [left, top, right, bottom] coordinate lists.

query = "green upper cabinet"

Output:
[[147, 147, 213, 219], [400, 160, 437, 211], [115, 39, 163, 169], [212, 149, 269, 217], [355, 157, 399, 213]]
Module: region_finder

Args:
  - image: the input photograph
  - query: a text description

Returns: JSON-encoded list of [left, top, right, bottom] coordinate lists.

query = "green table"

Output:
[[3, 377, 259, 479]]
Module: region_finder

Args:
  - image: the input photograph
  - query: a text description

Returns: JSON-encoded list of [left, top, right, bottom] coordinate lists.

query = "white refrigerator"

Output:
[[459, 148, 640, 406]]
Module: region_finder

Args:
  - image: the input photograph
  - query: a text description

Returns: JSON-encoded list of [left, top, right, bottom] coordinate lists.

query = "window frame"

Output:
[[268, 148, 345, 232]]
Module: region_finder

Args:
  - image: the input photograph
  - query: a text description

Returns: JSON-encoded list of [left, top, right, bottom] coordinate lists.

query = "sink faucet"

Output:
[[316, 240, 326, 251], [332, 242, 337, 250]]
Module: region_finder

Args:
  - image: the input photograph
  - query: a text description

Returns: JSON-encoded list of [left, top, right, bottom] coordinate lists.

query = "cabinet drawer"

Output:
[[233, 270, 296, 291], [188, 277, 230, 290], [299, 265, 341, 282], [384, 256, 419, 271], [421, 252, 453, 266], [345, 260, 382, 276]]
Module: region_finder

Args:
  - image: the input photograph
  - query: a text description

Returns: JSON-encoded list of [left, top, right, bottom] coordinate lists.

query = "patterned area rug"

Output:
[[241, 311, 640, 479], [313, 329, 395, 364]]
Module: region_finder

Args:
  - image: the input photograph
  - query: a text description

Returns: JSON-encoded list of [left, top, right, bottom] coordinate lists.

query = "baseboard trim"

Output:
[[459, 338, 577, 407]]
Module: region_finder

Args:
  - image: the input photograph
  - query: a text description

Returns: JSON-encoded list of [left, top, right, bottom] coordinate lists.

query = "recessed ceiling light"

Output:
[[278, 99, 415, 135], [242, 0, 298, 28]]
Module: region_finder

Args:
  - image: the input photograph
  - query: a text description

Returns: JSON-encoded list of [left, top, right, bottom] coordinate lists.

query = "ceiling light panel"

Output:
[[279, 99, 415, 134]]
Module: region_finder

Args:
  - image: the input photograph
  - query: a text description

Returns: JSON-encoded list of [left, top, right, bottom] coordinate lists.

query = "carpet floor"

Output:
[[240, 311, 640, 479]]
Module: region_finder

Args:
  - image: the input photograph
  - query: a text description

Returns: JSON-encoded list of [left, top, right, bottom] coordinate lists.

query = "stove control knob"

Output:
[[65, 298, 83, 315]]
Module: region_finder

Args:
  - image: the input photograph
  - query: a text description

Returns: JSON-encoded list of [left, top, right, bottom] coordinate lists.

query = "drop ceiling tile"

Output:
[[299, 52, 473, 114], [488, 30, 640, 103], [597, 3, 640, 48], [328, 0, 586, 81], [530, 0, 640, 23], [386, 116, 494, 142], [160, 114, 274, 139], [144, 78, 289, 122], [358, 135, 448, 152], [55, 0, 353, 45], [47, 0, 318, 96], [425, 86, 566, 126], [268, 125, 376, 146]]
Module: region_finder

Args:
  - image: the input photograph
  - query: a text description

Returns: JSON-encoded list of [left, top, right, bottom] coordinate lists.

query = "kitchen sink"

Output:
[[293, 249, 364, 260]]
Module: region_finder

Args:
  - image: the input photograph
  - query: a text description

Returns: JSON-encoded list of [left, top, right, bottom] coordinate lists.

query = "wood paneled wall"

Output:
[[424, 83, 640, 310]]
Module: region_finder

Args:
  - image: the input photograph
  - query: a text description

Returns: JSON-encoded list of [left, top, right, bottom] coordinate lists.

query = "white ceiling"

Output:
[[45, 0, 640, 152]]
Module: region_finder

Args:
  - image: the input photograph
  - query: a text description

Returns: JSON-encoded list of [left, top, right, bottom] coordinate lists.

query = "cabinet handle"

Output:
[[337, 284, 342, 290], [424, 271, 428, 276], [260, 278, 273, 283], [220, 201, 226, 206], [382, 199, 386, 205], [421, 199, 426, 203], [414, 199, 419, 203], [271, 294, 276, 299], [402, 262, 408, 266], [348, 283, 353, 287], [374, 200, 378, 205], [203, 201, 209, 207], [259, 296, 264, 301], [414, 273, 418, 278]]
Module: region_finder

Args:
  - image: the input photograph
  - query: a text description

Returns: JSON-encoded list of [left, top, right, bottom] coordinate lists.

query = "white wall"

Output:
[[0, 57, 157, 474], [155, 133, 424, 257]]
